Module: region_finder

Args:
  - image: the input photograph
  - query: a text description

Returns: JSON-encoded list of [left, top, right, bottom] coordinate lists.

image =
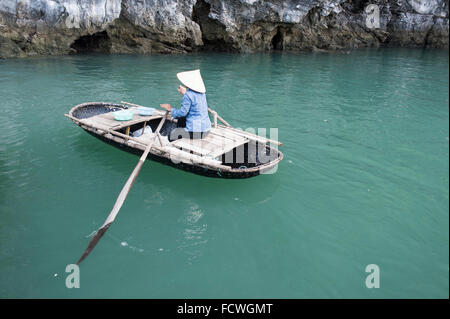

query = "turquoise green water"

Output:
[[0, 49, 448, 298]]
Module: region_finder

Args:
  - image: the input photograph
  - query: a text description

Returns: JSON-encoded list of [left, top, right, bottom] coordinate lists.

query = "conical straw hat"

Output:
[[176, 69, 206, 93]]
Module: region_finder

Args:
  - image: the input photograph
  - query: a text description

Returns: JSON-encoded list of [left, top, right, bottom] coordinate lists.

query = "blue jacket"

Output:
[[171, 89, 211, 132]]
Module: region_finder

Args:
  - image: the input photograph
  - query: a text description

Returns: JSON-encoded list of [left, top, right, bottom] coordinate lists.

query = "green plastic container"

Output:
[[113, 110, 133, 121]]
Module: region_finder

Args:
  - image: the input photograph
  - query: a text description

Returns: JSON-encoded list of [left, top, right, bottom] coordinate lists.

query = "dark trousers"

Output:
[[169, 117, 210, 142]]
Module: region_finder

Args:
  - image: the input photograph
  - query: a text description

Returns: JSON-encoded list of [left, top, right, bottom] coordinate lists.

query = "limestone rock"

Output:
[[0, 0, 448, 58]]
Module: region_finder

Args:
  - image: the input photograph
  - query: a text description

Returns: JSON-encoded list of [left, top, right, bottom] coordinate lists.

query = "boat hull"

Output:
[[84, 129, 263, 179], [67, 102, 283, 179]]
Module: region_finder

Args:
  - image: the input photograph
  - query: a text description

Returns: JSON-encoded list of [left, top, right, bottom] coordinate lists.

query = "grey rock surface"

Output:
[[0, 0, 448, 58]]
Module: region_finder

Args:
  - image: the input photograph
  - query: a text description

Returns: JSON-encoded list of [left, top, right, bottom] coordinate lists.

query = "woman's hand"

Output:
[[178, 85, 187, 96], [160, 103, 172, 112]]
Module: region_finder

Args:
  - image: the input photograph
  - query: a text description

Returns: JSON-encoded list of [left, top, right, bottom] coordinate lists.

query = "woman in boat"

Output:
[[160, 69, 211, 142]]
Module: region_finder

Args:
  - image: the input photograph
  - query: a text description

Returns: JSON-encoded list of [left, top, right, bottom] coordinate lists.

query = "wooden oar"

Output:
[[76, 111, 168, 265]]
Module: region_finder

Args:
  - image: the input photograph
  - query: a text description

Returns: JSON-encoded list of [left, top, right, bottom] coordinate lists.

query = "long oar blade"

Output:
[[76, 158, 146, 265], [76, 223, 112, 265], [76, 111, 167, 265]]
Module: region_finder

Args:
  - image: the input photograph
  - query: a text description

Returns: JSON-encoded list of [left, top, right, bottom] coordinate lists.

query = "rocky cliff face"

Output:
[[0, 0, 448, 58]]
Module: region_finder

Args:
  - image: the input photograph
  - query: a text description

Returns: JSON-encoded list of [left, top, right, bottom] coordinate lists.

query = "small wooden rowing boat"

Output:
[[65, 101, 283, 178]]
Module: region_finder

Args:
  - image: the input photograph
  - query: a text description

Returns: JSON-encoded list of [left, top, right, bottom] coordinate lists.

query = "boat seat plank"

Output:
[[217, 124, 282, 145], [202, 132, 244, 146], [171, 132, 248, 158], [209, 139, 248, 158], [91, 116, 121, 128], [207, 135, 245, 150], [210, 127, 248, 142], [171, 138, 216, 156], [172, 134, 234, 150], [79, 118, 111, 132], [81, 106, 165, 130]]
